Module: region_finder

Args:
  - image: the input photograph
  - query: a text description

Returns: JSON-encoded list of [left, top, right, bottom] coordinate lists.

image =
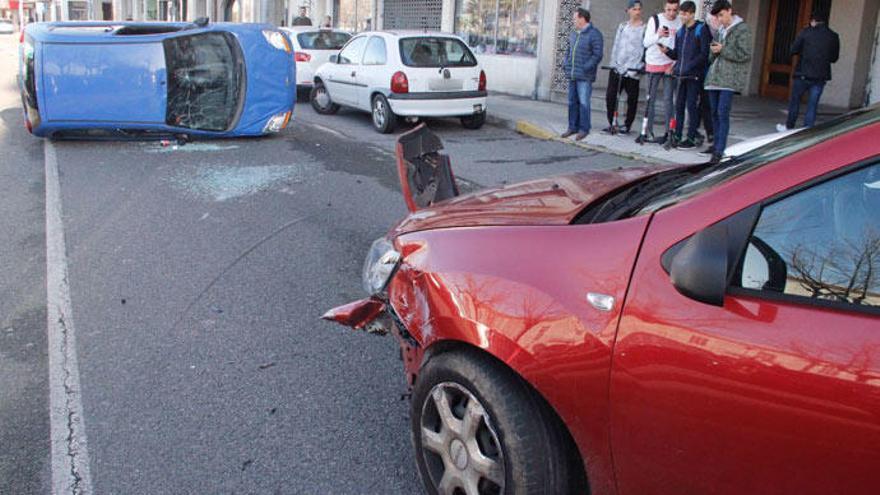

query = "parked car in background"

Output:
[[281, 26, 350, 94], [0, 19, 15, 35], [20, 21, 296, 139], [325, 106, 880, 495], [311, 31, 487, 133]]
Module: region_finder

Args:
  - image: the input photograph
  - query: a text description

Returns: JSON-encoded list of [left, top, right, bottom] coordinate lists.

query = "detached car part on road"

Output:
[[19, 20, 295, 139], [310, 32, 487, 133], [325, 109, 880, 495]]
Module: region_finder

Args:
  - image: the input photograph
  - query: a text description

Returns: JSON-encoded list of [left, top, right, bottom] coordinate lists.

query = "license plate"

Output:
[[473, 104, 483, 113]]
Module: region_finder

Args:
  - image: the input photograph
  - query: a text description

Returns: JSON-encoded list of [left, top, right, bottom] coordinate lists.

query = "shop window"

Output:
[[455, 0, 539, 57]]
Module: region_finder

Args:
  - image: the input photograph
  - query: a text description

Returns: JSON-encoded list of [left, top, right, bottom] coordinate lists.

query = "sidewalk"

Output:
[[486, 91, 845, 165]]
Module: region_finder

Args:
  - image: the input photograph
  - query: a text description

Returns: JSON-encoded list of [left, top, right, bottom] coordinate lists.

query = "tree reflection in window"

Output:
[[164, 32, 243, 132], [738, 164, 880, 308]]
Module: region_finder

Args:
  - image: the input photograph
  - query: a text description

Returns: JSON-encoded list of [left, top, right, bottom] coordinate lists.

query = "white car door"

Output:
[[355, 36, 390, 110], [327, 35, 367, 106]]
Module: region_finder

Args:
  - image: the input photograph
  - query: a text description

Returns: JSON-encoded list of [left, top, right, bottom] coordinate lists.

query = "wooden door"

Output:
[[760, 0, 832, 100]]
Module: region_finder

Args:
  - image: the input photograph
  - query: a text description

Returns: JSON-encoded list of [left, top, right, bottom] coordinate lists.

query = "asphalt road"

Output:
[[0, 35, 640, 494]]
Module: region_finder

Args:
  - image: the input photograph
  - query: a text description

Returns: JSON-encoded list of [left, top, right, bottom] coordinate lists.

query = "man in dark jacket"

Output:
[[662, 1, 711, 148], [561, 8, 604, 140], [292, 7, 312, 26], [783, 11, 839, 129]]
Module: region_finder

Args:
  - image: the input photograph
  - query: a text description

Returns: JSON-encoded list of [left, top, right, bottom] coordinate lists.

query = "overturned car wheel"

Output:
[[411, 350, 576, 495]]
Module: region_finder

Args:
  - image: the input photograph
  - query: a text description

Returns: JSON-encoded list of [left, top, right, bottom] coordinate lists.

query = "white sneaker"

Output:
[[775, 123, 788, 133]]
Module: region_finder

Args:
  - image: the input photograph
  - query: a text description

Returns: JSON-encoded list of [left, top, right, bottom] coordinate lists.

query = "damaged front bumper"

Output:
[[322, 297, 423, 387]]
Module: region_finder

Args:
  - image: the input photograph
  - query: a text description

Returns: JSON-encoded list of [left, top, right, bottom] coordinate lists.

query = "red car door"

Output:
[[610, 149, 880, 493]]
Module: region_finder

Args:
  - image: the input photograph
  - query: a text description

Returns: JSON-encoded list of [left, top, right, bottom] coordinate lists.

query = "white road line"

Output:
[[45, 141, 93, 495]]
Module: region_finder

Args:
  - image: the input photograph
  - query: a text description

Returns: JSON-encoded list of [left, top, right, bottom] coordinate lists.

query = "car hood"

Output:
[[391, 165, 672, 235]]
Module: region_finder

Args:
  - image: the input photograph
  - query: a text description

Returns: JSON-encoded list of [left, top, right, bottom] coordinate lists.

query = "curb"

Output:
[[510, 118, 674, 165]]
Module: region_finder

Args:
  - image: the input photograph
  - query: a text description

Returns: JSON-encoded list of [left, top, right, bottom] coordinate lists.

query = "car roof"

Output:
[[282, 26, 349, 33], [369, 30, 462, 39]]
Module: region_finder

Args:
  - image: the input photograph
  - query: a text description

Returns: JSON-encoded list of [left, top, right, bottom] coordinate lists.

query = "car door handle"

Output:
[[351, 71, 356, 77]]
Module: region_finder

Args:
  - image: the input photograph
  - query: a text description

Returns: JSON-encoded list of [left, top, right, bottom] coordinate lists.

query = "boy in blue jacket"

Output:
[[661, 1, 711, 148]]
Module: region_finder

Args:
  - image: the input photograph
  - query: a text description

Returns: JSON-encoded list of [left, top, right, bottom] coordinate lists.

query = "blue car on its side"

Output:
[[19, 20, 296, 139]]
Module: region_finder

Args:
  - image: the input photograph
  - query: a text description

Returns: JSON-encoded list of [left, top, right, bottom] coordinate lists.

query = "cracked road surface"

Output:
[[0, 35, 639, 493]]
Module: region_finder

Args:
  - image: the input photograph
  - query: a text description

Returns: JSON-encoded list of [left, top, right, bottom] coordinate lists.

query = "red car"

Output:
[[325, 107, 880, 495]]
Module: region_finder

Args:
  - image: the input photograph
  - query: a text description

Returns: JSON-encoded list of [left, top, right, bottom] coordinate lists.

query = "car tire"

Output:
[[371, 94, 397, 134], [411, 350, 576, 495], [460, 112, 486, 130], [310, 82, 339, 115]]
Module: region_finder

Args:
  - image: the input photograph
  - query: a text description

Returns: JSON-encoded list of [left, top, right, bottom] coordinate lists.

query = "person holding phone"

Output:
[[640, 0, 682, 144], [703, 0, 753, 163]]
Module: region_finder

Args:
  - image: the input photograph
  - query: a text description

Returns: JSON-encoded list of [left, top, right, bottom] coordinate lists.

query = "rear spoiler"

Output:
[[395, 124, 459, 212]]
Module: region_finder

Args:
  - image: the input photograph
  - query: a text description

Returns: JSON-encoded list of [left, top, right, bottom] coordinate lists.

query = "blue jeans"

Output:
[[568, 79, 593, 133], [645, 72, 677, 136], [708, 89, 734, 156], [786, 78, 825, 128]]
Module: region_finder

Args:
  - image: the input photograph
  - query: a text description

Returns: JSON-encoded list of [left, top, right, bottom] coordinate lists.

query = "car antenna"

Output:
[[193, 17, 209, 28]]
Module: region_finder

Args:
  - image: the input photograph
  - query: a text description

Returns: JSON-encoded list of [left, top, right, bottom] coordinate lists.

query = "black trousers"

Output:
[[698, 88, 714, 137], [675, 78, 701, 139], [605, 70, 640, 129]]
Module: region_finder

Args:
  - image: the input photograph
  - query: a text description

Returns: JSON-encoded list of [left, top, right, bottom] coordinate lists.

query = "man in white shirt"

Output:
[[638, 0, 682, 144]]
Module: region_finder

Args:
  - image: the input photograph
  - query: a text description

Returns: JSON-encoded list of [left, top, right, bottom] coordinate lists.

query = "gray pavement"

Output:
[[0, 35, 51, 495], [0, 34, 646, 494]]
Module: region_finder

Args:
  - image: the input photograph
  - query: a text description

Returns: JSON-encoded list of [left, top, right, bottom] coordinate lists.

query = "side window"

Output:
[[735, 163, 880, 309], [338, 36, 367, 65], [362, 36, 387, 65]]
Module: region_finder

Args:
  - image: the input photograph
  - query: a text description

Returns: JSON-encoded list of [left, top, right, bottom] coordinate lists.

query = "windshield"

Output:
[[641, 106, 880, 214], [163, 32, 244, 132], [399, 37, 477, 67], [297, 31, 350, 50], [576, 105, 880, 223]]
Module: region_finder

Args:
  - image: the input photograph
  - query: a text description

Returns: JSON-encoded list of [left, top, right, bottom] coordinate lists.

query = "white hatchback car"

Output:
[[281, 26, 351, 92], [310, 31, 487, 133]]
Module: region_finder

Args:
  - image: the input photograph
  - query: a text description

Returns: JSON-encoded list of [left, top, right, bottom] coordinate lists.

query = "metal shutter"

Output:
[[383, 0, 442, 31]]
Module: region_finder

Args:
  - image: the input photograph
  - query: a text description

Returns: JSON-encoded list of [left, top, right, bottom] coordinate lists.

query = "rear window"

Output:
[[297, 31, 351, 50], [399, 37, 477, 68], [163, 32, 244, 132]]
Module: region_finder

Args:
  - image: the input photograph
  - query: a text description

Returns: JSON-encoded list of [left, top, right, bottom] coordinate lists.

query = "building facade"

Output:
[[45, 0, 880, 109]]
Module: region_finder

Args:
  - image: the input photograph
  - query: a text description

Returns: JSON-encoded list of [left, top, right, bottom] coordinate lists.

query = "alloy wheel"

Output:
[[420, 382, 505, 495], [314, 86, 331, 110], [372, 97, 387, 128]]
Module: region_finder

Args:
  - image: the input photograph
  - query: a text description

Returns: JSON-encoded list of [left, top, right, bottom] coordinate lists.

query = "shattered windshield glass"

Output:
[[164, 32, 244, 131]]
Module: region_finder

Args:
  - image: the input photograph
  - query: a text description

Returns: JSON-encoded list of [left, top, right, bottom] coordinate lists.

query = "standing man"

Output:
[[639, 0, 681, 144], [781, 11, 840, 130], [292, 6, 312, 26], [561, 8, 604, 141], [662, 1, 711, 148], [603, 1, 646, 135], [704, 0, 752, 163]]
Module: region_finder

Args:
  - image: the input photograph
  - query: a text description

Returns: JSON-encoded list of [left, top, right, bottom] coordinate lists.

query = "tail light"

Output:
[[294, 52, 311, 62], [391, 71, 409, 94], [478, 70, 486, 92], [19, 30, 25, 44]]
